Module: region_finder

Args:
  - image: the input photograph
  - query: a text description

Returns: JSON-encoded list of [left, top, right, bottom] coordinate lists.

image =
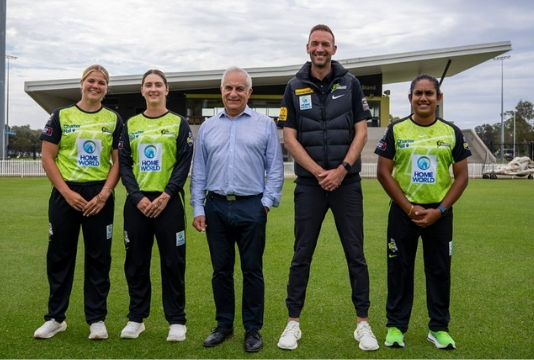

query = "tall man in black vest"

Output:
[[277, 24, 379, 352]]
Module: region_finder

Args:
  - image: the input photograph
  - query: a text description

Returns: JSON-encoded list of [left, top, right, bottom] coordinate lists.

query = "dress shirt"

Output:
[[190, 106, 284, 218]]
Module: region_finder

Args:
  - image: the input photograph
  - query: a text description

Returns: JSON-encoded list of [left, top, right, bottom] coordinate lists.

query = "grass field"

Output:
[[0, 177, 533, 359]]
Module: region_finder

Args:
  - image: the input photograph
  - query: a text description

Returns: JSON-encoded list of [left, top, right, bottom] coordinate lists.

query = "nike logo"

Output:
[[332, 94, 345, 100], [388, 254, 398, 258]]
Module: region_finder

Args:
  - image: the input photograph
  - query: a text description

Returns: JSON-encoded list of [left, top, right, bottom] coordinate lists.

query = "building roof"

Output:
[[25, 41, 511, 113]]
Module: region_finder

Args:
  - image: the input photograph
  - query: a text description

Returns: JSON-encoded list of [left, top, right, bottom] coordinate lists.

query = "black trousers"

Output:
[[204, 193, 267, 330], [46, 183, 114, 324], [123, 192, 186, 325], [385, 201, 454, 333], [286, 181, 370, 318]]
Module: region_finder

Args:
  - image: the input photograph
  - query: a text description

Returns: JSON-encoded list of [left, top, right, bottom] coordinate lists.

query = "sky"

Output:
[[3, 0, 534, 131]]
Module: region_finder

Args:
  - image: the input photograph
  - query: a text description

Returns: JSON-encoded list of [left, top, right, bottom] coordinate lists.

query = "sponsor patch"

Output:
[[106, 224, 113, 240], [388, 238, 398, 258], [176, 230, 185, 246], [139, 143, 162, 172], [462, 136, 470, 150], [299, 95, 312, 111], [187, 131, 194, 147], [42, 126, 53, 136], [124, 230, 130, 249], [295, 87, 314, 95], [361, 97, 370, 111], [376, 140, 387, 151], [279, 107, 287, 122], [411, 155, 437, 184]]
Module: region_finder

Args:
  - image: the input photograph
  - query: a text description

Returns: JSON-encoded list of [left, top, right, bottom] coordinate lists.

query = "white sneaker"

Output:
[[354, 321, 379, 351], [34, 319, 67, 339], [277, 321, 302, 350], [167, 324, 187, 342], [89, 321, 108, 340], [120, 321, 145, 339]]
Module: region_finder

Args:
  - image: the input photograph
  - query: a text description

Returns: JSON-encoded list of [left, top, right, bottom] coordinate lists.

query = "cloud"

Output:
[[3, 0, 533, 131]]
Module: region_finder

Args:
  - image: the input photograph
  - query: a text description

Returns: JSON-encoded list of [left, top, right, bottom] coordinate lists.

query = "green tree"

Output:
[[475, 100, 534, 156], [8, 125, 42, 158]]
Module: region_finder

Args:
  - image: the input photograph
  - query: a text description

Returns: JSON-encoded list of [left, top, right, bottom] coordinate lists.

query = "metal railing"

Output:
[[0, 160, 502, 179]]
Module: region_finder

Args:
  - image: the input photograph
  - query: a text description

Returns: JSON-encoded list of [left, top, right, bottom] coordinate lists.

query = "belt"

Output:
[[209, 192, 262, 201]]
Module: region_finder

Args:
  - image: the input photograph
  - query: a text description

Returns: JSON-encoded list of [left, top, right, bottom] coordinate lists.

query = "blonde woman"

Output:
[[35, 64, 123, 340]]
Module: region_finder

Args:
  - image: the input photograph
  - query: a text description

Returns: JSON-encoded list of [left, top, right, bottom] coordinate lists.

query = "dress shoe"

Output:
[[203, 327, 233, 347], [244, 329, 263, 352]]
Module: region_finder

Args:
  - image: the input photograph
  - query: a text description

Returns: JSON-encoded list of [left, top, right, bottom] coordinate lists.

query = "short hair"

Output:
[[409, 73, 441, 95], [81, 64, 109, 84], [308, 24, 335, 44], [142, 69, 168, 87], [221, 66, 252, 89]]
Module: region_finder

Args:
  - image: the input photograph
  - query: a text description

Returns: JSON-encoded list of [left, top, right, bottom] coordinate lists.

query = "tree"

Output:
[[475, 100, 534, 155], [7, 125, 42, 158]]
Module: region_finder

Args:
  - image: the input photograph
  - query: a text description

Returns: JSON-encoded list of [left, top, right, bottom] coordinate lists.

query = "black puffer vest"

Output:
[[287, 61, 361, 182]]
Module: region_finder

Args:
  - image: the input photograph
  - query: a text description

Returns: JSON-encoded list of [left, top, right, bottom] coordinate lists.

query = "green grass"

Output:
[[0, 177, 533, 359]]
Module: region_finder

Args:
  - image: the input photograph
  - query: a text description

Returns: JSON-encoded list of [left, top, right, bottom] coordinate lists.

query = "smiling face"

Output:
[[220, 70, 252, 118], [307, 29, 337, 69], [409, 78, 443, 122], [141, 73, 169, 106], [80, 71, 108, 104]]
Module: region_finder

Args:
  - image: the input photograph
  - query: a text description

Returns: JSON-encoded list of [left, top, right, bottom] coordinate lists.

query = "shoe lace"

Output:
[[389, 327, 402, 337], [283, 324, 299, 337], [43, 320, 59, 331], [91, 321, 105, 332], [357, 323, 375, 338]]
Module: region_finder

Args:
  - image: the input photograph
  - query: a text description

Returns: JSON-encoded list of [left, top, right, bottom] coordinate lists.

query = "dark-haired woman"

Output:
[[119, 69, 193, 341], [374, 74, 471, 350]]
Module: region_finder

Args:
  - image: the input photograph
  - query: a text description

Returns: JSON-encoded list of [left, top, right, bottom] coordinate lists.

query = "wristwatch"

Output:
[[437, 205, 448, 217], [341, 161, 352, 171]]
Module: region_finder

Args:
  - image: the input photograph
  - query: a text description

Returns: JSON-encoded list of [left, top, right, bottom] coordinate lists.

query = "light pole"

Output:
[[5, 55, 17, 159], [494, 55, 510, 163], [513, 111, 516, 158]]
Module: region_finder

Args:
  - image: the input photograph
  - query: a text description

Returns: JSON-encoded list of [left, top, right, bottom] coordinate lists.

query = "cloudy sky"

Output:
[[3, 0, 533, 131]]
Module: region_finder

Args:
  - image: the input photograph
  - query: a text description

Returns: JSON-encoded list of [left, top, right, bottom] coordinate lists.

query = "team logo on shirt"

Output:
[[331, 83, 347, 92], [462, 136, 470, 150]]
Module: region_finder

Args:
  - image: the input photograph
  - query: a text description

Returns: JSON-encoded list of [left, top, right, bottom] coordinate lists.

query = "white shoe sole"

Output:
[[89, 332, 108, 340]]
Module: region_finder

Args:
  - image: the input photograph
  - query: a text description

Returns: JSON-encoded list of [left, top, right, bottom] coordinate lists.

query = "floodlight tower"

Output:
[[494, 55, 511, 163]]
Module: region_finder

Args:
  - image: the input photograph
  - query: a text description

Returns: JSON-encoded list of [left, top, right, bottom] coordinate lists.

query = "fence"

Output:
[[0, 160, 499, 179]]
